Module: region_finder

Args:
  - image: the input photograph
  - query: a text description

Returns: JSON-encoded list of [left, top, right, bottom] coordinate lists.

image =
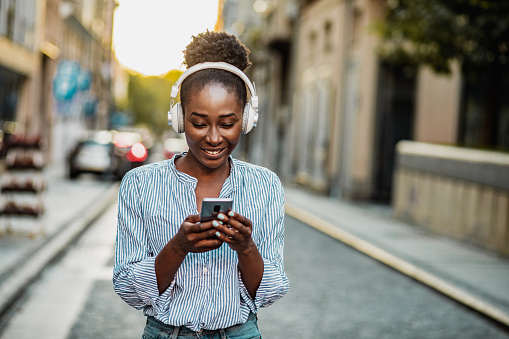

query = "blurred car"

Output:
[[67, 130, 150, 180], [112, 131, 149, 179], [68, 132, 116, 179]]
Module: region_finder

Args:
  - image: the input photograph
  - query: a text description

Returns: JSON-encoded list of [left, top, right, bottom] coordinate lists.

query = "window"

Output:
[[0, 0, 36, 50]]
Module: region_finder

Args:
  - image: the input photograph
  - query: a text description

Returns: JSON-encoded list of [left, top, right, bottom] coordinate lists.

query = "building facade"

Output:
[[0, 0, 44, 137], [220, 0, 509, 254], [0, 0, 116, 165]]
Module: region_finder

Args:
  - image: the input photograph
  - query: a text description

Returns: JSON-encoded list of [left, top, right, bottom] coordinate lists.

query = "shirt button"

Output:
[[203, 267, 208, 274]]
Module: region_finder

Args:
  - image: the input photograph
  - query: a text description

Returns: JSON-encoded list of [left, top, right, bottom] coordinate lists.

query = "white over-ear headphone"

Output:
[[168, 62, 259, 134]]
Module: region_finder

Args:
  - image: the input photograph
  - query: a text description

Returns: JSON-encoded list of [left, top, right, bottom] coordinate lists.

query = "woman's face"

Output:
[[183, 83, 243, 171]]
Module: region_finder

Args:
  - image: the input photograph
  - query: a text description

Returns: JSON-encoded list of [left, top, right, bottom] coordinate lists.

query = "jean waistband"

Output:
[[146, 312, 257, 335]]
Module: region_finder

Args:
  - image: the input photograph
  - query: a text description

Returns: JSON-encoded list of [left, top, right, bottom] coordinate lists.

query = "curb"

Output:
[[0, 183, 120, 319], [285, 202, 509, 329]]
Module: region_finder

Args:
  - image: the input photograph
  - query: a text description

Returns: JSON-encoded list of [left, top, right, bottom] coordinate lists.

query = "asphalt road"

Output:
[[1, 203, 508, 339]]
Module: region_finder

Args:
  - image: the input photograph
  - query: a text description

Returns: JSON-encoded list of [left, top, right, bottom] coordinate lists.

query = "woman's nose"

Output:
[[206, 125, 222, 145]]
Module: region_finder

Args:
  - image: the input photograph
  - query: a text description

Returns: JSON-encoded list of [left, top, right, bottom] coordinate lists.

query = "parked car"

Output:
[[68, 132, 116, 179], [67, 129, 150, 180]]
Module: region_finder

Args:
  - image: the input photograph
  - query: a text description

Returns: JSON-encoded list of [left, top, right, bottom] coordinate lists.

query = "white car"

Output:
[[68, 139, 115, 179]]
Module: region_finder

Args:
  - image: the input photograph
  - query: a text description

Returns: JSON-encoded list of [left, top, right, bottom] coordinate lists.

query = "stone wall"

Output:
[[393, 141, 509, 255]]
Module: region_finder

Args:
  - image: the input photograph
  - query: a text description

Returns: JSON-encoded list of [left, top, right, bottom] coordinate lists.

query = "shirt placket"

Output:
[[200, 251, 211, 286], [219, 167, 235, 199]]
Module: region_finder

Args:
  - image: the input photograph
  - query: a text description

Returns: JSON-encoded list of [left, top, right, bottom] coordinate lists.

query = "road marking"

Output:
[[285, 202, 509, 328]]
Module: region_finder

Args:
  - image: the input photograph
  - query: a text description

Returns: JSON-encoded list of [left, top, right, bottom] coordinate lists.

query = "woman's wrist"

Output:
[[168, 237, 189, 258], [237, 239, 257, 257]]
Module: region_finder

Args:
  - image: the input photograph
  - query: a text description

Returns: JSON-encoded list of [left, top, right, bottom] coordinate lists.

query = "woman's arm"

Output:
[[155, 214, 223, 294], [236, 240, 264, 299], [113, 172, 222, 307], [113, 172, 164, 310]]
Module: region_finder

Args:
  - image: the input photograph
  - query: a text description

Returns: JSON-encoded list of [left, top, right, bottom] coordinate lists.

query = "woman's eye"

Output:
[[222, 123, 235, 128], [192, 123, 206, 128]]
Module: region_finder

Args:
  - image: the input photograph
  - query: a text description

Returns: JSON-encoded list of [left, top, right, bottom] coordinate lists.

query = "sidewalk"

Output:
[[0, 164, 119, 318], [284, 185, 509, 328]]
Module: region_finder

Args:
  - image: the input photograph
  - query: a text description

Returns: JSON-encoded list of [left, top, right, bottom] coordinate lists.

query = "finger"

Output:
[[220, 215, 250, 236], [186, 214, 201, 223], [211, 220, 237, 237], [214, 230, 238, 244], [184, 221, 205, 233], [184, 220, 215, 234], [214, 230, 224, 240], [226, 211, 253, 228], [187, 228, 224, 249], [216, 213, 238, 229], [197, 236, 223, 248], [198, 227, 224, 240]]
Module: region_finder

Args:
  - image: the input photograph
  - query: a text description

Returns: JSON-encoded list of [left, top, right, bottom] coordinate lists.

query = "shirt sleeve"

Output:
[[112, 171, 174, 315], [239, 172, 290, 312]]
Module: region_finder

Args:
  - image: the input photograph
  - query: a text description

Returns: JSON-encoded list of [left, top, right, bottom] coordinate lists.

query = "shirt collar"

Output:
[[169, 152, 239, 194], [169, 153, 197, 185]]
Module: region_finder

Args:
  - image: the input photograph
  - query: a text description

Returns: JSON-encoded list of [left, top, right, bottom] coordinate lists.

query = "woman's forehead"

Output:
[[186, 82, 243, 105], [187, 84, 242, 109]]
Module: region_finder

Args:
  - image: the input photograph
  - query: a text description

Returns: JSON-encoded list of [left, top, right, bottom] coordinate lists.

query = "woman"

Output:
[[113, 30, 289, 338]]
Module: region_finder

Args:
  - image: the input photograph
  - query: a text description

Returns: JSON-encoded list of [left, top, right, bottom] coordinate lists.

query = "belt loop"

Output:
[[219, 328, 227, 339], [171, 325, 180, 338]]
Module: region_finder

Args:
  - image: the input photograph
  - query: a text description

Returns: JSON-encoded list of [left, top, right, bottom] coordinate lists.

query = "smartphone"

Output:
[[200, 198, 233, 222]]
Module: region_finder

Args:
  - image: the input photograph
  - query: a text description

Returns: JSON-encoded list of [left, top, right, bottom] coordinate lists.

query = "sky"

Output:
[[112, 0, 220, 76]]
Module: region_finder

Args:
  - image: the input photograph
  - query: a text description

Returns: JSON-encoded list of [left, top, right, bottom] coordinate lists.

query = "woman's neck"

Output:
[[175, 153, 231, 205], [175, 153, 231, 183]]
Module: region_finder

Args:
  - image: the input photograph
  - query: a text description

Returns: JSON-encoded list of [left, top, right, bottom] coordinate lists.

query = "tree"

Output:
[[126, 69, 183, 137], [375, 0, 509, 73], [375, 0, 509, 150]]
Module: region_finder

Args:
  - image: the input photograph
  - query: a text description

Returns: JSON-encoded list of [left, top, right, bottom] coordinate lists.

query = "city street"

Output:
[[2, 1, 509, 338], [0, 200, 508, 339]]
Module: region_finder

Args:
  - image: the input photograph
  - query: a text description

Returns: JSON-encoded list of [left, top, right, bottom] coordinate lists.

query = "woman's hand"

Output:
[[172, 214, 223, 255], [212, 211, 256, 255]]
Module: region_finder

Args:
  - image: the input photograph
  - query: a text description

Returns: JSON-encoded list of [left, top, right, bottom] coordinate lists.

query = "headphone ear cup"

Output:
[[176, 103, 185, 133], [242, 103, 257, 134], [169, 103, 185, 133], [241, 104, 250, 134]]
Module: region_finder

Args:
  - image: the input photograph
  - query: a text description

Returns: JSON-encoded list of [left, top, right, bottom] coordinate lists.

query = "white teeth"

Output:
[[205, 149, 221, 155]]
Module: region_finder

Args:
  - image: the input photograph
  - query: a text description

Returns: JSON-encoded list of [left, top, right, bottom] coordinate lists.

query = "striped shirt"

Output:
[[113, 154, 289, 331]]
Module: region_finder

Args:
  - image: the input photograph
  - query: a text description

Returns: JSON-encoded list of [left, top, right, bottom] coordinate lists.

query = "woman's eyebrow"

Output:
[[189, 112, 237, 118], [219, 113, 237, 118]]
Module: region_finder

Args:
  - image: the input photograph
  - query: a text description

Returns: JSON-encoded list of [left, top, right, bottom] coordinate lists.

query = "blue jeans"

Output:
[[141, 312, 262, 339]]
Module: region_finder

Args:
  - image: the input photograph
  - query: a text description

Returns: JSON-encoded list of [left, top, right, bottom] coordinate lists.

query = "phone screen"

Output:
[[200, 198, 233, 222]]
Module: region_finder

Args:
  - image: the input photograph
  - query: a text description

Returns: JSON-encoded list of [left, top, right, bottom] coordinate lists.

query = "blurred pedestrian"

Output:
[[113, 30, 289, 339]]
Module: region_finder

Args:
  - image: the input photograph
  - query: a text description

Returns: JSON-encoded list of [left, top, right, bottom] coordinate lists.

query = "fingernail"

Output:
[[218, 221, 224, 225], [215, 231, 221, 237], [228, 211, 234, 217], [212, 221, 219, 227], [217, 214, 225, 220]]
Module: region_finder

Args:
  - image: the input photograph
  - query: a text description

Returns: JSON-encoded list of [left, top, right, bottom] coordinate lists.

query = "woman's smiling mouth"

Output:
[[202, 147, 227, 157]]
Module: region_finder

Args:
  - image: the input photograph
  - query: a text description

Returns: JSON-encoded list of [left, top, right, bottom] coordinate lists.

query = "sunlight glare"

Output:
[[113, 0, 219, 76]]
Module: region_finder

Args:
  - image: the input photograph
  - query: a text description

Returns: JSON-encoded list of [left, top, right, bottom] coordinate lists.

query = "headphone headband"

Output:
[[170, 62, 258, 109], [168, 62, 259, 134]]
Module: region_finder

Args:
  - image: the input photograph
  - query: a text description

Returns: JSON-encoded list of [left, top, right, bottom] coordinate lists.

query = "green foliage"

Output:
[[126, 70, 183, 137], [374, 0, 509, 73]]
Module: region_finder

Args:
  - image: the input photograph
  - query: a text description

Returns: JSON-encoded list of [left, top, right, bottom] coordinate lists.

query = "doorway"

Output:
[[372, 61, 416, 202]]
